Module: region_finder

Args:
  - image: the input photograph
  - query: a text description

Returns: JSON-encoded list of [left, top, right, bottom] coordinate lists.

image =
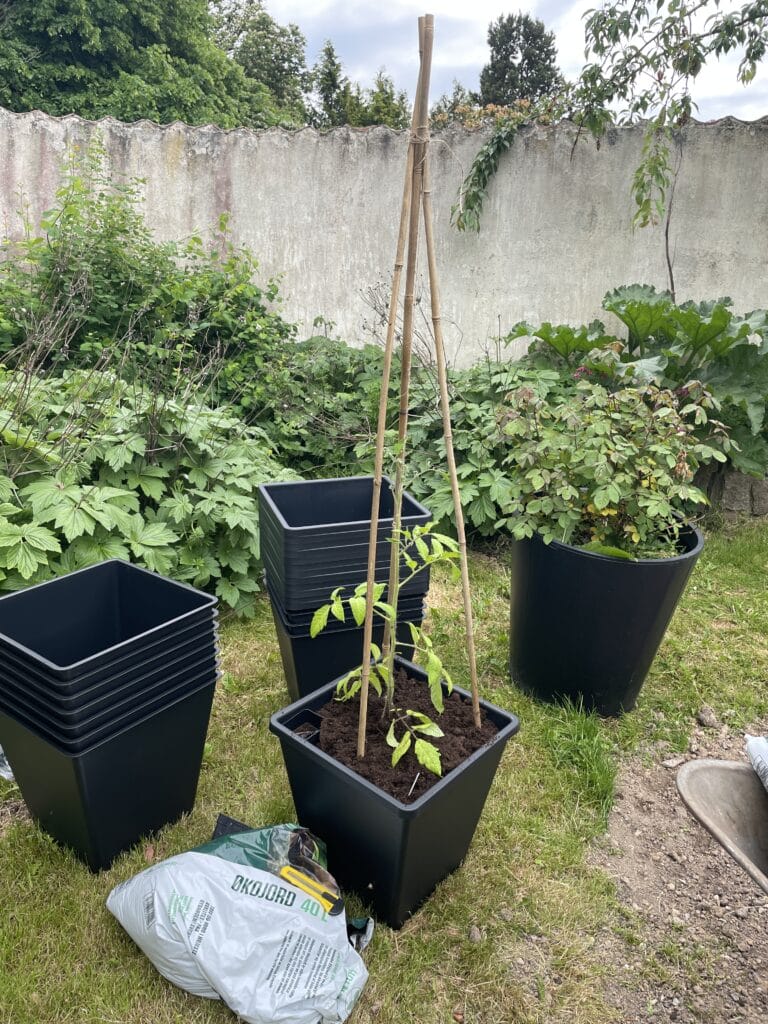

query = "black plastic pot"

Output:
[[259, 475, 430, 556], [0, 623, 219, 710], [259, 530, 397, 568], [0, 560, 217, 680], [264, 569, 429, 612], [270, 598, 423, 702], [509, 527, 704, 716], [0, 678, 217, 870], [259, 547, 419, 594], [0, 610, 218, 697], [269, 658, 520, 928], [0, 654, 219, 739]]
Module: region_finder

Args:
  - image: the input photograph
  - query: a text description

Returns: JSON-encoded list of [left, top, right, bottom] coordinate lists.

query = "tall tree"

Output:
[[455, 0, 767, 232], [312, 40, 347, 127], [211, 0, 308, 124], [354, 70, 410, 129], [0, 0, 274, 127], [479, 12, 562, 105], [310, 46, 410, 129]]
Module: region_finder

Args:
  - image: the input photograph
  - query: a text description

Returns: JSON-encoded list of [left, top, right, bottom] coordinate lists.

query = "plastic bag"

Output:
[[746, 734, 768, 793], [107, 824, 370, 1024], [0, 745, 13, 782]]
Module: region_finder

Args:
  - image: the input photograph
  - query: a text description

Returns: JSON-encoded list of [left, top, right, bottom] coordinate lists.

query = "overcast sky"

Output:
[[265, 0, 768, 121]]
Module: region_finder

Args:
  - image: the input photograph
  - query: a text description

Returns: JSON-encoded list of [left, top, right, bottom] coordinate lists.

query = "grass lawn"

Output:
[[1, 520, 767, 1024]]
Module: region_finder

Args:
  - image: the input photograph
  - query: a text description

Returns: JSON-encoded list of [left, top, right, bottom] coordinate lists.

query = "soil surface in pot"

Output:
[[315, 668, 499, 803]]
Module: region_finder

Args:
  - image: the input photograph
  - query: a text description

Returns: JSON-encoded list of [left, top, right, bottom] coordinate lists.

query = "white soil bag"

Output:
[[107, 824, 369, 1024], [746, 735, 768, 793]]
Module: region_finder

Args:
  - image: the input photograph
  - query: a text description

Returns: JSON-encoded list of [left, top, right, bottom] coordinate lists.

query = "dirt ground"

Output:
[[590, 714, 768, 1024]]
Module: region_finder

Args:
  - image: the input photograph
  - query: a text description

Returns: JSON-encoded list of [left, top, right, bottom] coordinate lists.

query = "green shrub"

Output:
[[495, 380, 728, 557], [236, 335, 394, 475], [0, 142, 296, 393], [0, 369, 295, 615], [406, 360, 575, 534]]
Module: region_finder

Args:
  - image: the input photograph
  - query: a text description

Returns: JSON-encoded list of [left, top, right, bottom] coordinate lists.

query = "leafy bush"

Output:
[[0, 142, 296, 394], [509, 284, 768, 475], [0, 369, 295, 614], [238, 335, 394, 476], [406, 360, 575, 534], [496, 380, 728, 557]]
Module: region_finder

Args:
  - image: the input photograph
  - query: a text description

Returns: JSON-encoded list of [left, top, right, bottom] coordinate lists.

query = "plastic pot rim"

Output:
[[0, 608, 218, 689], [525, 524, 704, 567], [258, 475, 431, 533], [269, 607, 426, 640], [0, 622, 219, 699], [0, 648, 220, 724], [0, 670, 221, 754]]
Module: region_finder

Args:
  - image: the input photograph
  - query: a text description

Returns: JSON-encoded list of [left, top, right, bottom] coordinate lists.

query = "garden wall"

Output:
[[0, 106, 766, 366]]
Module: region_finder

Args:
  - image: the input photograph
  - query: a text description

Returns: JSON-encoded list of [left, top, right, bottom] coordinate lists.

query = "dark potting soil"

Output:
[[315, 669, 499, 803]]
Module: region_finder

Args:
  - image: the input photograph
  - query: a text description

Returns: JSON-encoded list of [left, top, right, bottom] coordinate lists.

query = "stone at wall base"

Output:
[[696, 465, 768, 520]]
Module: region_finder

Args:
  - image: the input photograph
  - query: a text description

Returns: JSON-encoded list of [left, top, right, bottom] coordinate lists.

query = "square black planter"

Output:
[[0, 655, 220, 743], [269, 658, 520, 928], [0, 561, 220, 869], [0, 679, 217, 870], [0, 560, 217, 680]]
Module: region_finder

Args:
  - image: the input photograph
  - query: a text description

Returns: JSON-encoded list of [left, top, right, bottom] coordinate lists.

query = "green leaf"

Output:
[[581, 541, 635, 560], [391, 731, 412, 768], [602, 284, 673, 346], [373, 600, 395, 623], [335, 667, 362, 700], [414, 738, 442, 776], [7, 542, 41, 580], [125, 468, 168, 502], [0, 476, 15, 502], [310, 603, 330, 638], [386, 720, 398, 748], [426, 651, 445, 713], [0, 523, 59, 579], [130, 519, 178, 547], [104, 434, 146, 471], [215, 578, 241, 608], [348, 594, 367, 627], [407, 710, 444, 738], [56, 503, 97, 542]]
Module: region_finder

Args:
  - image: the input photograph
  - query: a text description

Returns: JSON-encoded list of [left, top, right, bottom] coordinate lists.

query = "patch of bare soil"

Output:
[[0, 795, 29, 837], [590, 717, 768, 1024]]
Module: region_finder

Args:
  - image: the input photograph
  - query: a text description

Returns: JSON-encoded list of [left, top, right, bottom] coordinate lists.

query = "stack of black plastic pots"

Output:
[[258, 475, 432, 701], [0, 559, 219, 871]]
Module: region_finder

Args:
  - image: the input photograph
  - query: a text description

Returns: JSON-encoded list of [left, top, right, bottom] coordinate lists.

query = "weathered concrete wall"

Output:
[[0, 107, 766, 366]]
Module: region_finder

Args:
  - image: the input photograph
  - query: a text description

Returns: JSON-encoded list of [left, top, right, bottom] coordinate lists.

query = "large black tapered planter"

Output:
[[269, 658, 520, 929], [509, 527, 704, 716]]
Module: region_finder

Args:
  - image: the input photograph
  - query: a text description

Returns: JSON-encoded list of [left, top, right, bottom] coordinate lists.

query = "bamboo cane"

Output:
[[355, 20, 427, 760], [420, 148, 482, 728], [381, 16, 434, 683]]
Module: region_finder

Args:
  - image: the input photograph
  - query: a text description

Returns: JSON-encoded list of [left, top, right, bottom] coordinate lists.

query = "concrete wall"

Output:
[[1, 107, 766, 366]]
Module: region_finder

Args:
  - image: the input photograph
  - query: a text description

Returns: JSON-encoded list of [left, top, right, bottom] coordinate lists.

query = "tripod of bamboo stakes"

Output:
[[357, 13, 481, 761]]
